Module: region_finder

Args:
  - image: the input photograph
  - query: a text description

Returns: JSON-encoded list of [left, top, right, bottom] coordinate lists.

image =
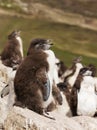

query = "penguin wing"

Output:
[[1, 85, 9, 98], [43, 78, 50, 101], [36, 67, 50, 101]]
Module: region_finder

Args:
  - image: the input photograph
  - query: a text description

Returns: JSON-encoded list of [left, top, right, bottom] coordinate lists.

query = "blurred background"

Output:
[[0, 0, 97, 67]]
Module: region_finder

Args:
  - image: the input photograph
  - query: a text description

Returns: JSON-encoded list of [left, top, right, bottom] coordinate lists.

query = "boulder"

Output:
[[4, 106, 84, 130]]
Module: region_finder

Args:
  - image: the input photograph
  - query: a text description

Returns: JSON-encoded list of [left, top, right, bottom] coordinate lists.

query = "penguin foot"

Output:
[[43, 111, 55, 120]]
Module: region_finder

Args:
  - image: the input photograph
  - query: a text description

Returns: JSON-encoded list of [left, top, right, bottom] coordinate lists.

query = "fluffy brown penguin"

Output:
[[14, 38, 62, 119], [75, 66, 97, 117], [0, 30, 23, 69]]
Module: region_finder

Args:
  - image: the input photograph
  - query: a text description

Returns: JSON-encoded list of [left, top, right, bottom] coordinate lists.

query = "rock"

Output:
[[0, 59, 97, 130], [0, 60, 12, 84], [73, 116, 97, 130], [0, 88, 97, 130], [2, 106, 97, 130], [0, 96, 8, 125], [4, 106, 84, 130]]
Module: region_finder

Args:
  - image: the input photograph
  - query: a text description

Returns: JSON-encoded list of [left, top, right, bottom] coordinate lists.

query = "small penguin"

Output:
[[14, 38, 62, 119], [0, 31, 23, 98], [0, 30, 23, 69], [57, 57, 83, 116], [74, 66, 97, 116]]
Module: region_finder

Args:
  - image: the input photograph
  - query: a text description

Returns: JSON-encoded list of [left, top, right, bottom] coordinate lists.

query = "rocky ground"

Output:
[[0, 28, 97, 129], [0, 66, 97, 130], [1, 105, 97, 130]]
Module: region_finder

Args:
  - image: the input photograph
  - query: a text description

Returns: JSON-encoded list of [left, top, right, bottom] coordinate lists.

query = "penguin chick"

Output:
[[0, 30, 23, 69], [14, 38, 60, 119]]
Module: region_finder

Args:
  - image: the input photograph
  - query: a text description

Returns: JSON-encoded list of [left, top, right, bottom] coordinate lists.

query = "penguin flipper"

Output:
[[36, 67, 50, 101], [43, 78, 50, 101], [1, 85, 9, 98]]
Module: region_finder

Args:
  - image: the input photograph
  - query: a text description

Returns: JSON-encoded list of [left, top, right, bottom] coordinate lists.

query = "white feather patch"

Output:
[[77, 76, 97, 116], [16, 36, 23, 57], [43, 50, 56, 107]]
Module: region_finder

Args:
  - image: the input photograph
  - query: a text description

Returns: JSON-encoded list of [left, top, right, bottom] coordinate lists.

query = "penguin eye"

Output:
[[40, 43, 43, 46], [83, 69, 86, 73], [40, 43, 46, 47], [35, 43, 44, 49], [34, 43, 39, 49], [80, 68, 86, 74]]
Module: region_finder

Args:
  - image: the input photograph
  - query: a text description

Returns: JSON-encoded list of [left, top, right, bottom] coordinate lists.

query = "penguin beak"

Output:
[[49, 43, 53, 46], [17, 30, 21, 36], [47, 39, 53, 46]]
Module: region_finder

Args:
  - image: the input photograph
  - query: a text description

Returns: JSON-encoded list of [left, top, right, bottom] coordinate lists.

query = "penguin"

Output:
[[74, 66, 97, 116], [0, 30, 23, 99], [57, 57, 83, 116], [0, 30, 23, 69], [14, 38, 62, 119], [57, 82, 72, 117], [64, 57, 83, 91]]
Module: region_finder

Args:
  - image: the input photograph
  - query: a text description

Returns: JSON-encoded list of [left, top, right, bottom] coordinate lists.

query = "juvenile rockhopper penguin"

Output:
[[76, 66, 97, 116], [14, 38, 62, 119], [0, 30, 23, 69]]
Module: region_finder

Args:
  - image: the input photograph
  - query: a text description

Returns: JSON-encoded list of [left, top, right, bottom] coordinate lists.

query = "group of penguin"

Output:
[[0, 30, 97, 120]]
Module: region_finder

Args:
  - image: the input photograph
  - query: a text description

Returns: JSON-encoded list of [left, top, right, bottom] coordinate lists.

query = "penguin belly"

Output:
[[77, 91, 96, 116]]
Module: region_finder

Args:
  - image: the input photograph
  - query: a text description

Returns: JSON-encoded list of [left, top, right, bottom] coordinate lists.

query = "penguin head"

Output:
[[79, 64, 96, 77], [79, 67, 92, 76], [88, 64, 96, 77], [30, 38, 53, 51], [8, 30, 21, 40]]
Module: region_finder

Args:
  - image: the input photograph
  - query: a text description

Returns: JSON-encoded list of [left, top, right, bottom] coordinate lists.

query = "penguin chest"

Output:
[[43, 50, 56, 108], [45, 50, 56, 77]]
